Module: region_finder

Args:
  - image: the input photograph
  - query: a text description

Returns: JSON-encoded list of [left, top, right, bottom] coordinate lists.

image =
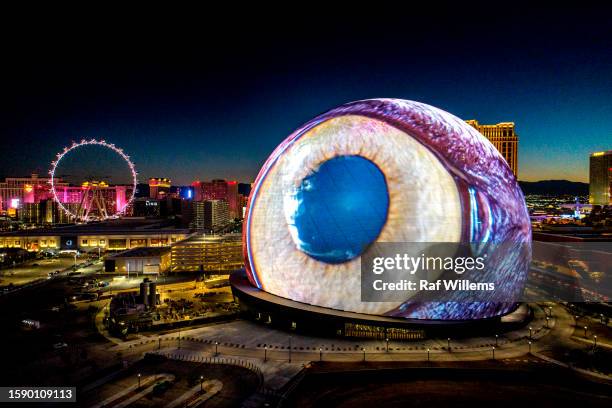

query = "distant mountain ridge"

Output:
[[518, 180, 588, 196]]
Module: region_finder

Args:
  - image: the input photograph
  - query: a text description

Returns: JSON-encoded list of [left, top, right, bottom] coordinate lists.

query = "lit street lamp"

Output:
[[362, 347, 366, 362], [447, 338, 451, 352], [545, 317, 549, 328], [492, 346, 496, 360], [319, 347, 322, 361], [584, 326, 588, 338], [528, 326, 532, 339], [200, 375, 204, 392], [593, 335, 597, 348], [386, 337, 389, 352], [495, 334, 499, 347], [427, 348, 430, 362], [137, 373, 141, 388], [264, 347, 267, 362], [215, 341, 218, 356], [528, 341, 532, 353]]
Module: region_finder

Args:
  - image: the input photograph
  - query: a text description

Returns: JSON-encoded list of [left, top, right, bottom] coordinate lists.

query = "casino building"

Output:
[[465, 120, 519, 177]]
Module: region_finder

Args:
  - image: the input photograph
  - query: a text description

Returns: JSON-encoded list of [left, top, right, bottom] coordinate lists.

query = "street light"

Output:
[[584, 326, 588, 338], [137, 373, 141, 388], [200, 375, 204, 392], [215, 341, 218, 356], [362, 347, 366, 362], [386, 337, 389, 353], [495, 334, 499, 347], [492, 346, 496, 360], [264, 347, 267, 362], [593, 335, 597, 348], [545, 317, 549, 328], [319, 347, 322, 361], [427, 348, 430, 362], [528, 341, 532, 353], [528, 326, 532, 339]]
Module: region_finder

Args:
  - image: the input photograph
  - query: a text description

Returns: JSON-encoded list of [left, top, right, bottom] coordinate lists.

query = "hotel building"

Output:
[[466, 120, 519, 177], [589, 151, 612, 205]]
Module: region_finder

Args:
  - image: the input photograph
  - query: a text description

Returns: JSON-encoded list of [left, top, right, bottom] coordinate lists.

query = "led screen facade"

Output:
[[244, 99, 531, 320]]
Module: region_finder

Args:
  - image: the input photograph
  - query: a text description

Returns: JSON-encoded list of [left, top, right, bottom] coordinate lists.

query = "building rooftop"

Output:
[[174, 233, 242, 245], [108, 246, 171, 258]]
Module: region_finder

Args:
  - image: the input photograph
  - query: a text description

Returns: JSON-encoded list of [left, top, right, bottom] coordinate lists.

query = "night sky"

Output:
[[1, 5, 611, 184]]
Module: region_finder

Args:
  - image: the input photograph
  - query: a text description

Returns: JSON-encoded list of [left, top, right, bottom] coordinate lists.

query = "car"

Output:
[[53, 342, 68, 350]]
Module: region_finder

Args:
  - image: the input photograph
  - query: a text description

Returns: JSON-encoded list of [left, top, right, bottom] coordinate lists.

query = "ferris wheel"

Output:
[[49, 139, 138, 222]]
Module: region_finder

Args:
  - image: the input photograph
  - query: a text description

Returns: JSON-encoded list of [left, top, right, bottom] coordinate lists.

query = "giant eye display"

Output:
[[244, 99, 531, 320]]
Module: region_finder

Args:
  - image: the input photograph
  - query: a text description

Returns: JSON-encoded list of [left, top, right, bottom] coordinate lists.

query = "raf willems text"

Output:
[[359, 242, 527, 302], [370, 253, 494, 293]]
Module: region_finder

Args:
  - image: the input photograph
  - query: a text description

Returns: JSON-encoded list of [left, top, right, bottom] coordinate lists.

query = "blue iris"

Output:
[[292, 155, 389, 263]]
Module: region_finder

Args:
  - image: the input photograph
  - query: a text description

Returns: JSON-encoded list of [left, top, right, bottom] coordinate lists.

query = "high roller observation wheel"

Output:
[[49, 138, 138, 222]]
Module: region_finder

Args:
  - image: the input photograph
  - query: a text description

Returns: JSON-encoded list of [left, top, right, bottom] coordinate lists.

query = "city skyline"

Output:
[[1, 7, 611, 184], [0, 7, 610, 406]]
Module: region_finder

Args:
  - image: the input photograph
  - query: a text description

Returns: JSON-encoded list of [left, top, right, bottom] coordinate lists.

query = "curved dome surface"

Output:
[[244, 99, 531, 320]]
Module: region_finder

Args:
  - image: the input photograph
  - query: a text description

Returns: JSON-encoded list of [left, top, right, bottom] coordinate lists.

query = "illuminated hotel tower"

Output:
[[149, 178, 171, 199], [466, 120, 519, 177], [589, 151, 612, 205]]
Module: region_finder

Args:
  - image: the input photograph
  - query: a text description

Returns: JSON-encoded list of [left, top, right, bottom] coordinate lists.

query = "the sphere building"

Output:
[[232, 99, 531, 337]]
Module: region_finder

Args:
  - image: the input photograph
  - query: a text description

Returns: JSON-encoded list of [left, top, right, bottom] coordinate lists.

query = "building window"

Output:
[[48, 240, 55, 247], [82, 239, 88, 246], [41, 240, 47, 246], [99, 239, 106, 246]]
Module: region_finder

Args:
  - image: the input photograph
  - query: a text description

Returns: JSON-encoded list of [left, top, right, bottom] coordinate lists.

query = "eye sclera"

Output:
[[248, 114, 462, 315]]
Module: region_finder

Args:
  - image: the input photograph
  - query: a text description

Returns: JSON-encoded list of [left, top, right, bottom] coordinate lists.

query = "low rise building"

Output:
[[104, 247, 171, 274], [0, 219, 189, 252]]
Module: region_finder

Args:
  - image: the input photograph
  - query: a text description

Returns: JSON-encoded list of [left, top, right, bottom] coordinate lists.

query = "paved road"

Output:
[[110, 303, 569, 366], [94, 302, 611, 392]]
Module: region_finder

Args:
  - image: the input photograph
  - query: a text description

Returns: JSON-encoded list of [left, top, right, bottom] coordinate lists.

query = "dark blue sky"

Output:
[[1, 5, 611, 183]]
